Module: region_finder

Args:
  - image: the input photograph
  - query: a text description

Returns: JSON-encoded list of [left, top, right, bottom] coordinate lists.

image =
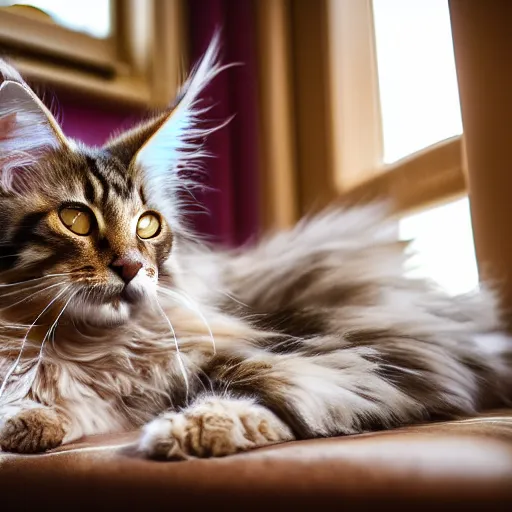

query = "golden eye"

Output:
[[59, 207, 93, 236], [137, 212, 161, 239]]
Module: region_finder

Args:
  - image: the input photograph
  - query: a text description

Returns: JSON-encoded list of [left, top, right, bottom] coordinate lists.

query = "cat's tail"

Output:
[[212, 203, 404, 312], [473, 331, 512, 407]]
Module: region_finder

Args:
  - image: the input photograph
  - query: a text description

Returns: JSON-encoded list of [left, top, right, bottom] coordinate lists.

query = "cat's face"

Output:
[[0, 40, 219, 327], [0, 147, 175, 326], [0, 143, 176, 326]]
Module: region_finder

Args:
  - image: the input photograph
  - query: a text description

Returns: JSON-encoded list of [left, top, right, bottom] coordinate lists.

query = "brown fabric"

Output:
[[1, 411, 512, 510], [449, 0, 512, 324]]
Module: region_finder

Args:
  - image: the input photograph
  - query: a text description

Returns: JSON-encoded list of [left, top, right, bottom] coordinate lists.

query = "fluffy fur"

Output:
[[0, 37, 511, 458]]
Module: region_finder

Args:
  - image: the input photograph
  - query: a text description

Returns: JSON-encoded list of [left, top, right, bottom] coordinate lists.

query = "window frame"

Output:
[[326, 0, 466, 214], [0, 0, 186, 107]]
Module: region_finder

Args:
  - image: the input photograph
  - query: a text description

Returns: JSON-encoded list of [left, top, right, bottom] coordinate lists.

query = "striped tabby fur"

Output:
[[0, 37, 511, 458]]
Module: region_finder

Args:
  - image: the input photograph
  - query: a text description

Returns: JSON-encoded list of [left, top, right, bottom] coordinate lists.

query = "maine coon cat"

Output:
[[0, 37, 510, 459]]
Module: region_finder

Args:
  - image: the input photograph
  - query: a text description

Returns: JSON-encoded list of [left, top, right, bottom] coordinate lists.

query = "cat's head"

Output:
[[0, 37, 221, 327]]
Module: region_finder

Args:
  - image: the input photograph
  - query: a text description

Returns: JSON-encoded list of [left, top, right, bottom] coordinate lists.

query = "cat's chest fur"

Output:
[[48, 358, 173, 441], [32, 340, 195, 441], [2, 302, 237, 442]]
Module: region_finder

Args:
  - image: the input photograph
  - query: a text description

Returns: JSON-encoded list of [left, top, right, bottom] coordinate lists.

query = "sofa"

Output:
[[1, 410, 511, 510]]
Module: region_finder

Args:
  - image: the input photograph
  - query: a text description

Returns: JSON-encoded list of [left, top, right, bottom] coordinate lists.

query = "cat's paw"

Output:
[[0, 407, 66, 454], [139, 397, 294, 460]]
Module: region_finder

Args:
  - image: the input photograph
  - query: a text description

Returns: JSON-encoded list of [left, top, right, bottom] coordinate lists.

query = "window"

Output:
[[0, 0, 112, 38], [372, 0, 462, 163], [372, 0, 474, 293], [0, 0, 185, 107], [327, 0, 473, 293], [399, 198, 478, 295]]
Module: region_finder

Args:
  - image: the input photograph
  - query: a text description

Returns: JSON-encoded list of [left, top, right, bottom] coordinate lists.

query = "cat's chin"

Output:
[[66, 278, 157, 328], [67, 299, 132, 328]]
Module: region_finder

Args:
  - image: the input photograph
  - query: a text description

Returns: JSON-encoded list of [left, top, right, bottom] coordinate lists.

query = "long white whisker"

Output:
[[158, 287, 216, 355], [0, 279, 60, 300], [176, 289, 216, 354], [0, 284, 70, 398], [170, 266, 249, 309], [154, 299, 189, 399], [1, 281, 67, 310], [34, 289, 77, 379], [222, 291, 250, 308], [0, 273, 72, 288]]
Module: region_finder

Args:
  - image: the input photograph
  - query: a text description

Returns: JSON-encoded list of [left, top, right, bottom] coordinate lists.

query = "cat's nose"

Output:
[[110, 256, 143, 284]]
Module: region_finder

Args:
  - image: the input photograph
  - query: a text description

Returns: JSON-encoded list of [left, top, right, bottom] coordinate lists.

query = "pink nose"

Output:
[[111, 256, 143, 284]]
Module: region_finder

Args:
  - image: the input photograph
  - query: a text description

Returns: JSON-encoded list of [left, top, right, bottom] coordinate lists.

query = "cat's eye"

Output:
[[59, 207, 93, 236], [137, 212, 161, 239]]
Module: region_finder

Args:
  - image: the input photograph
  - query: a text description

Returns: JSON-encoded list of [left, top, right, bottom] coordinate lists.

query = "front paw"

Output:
[[139, 398, 294, 460], [0, 408, 66, 454]]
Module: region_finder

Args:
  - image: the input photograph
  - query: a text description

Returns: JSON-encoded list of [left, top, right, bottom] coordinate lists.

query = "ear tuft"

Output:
[[0, 59, 23, 83], [0, 65, 69, 192], [133, 31, 230, 220]]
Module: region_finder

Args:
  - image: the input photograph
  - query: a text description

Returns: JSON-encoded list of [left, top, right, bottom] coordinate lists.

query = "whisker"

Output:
[[222, 290, 250, 308], [0, 284, 70, 398], [1, 281, 66, 310], [0, 279, 60, 299], [158, 287, 216, 355], [154, 299, 190, 399], [177, 289, 217, 354], [36, 289, 77, 376], [0, 273, 73, 289], [169, 266, 249, 309]]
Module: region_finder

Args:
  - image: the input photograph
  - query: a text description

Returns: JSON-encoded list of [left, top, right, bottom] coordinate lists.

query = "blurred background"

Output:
[[0, 0, 481, 296]]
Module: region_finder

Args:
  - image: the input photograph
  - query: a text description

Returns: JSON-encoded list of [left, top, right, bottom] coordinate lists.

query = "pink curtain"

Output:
[[58, 98, 136, 147], [187, 0, 261, 246]]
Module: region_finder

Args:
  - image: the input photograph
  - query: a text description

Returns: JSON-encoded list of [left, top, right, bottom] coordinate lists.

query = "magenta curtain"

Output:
[[186, 0, 260, 246], [59, 99, 135, 147]]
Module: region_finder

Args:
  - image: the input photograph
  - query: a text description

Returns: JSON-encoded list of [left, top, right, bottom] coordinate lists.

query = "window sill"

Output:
[[339, 136, 466, 215]]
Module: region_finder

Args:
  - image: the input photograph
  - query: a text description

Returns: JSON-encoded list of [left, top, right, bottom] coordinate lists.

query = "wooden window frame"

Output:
[[255, 0, 299, 230], [0, 0, 186, 107], [326, 0, 466, 215]]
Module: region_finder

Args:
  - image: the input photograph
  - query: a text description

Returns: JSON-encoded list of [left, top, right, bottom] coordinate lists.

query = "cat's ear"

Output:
[[0, 62, 70, 190], [105, 33, 225, 214]]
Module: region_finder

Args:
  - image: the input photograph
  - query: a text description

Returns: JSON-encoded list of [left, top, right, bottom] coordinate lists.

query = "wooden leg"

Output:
[[449, 0, 512, 326]]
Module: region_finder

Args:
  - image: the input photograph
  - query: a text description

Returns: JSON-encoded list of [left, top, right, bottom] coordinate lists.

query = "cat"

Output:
[[0, 35, 510, 460]]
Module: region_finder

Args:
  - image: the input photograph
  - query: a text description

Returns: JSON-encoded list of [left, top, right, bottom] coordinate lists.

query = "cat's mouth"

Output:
[[75, 286, 133, 307], [67, 288, 133, 327], [68, 278, 154, 326], [75, 282, 148, 310]]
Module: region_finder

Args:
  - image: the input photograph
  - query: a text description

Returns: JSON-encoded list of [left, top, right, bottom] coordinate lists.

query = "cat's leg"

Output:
[[0, 400, 68, 453], [139, 395, 294, 460], [138, 342, 431, 461]]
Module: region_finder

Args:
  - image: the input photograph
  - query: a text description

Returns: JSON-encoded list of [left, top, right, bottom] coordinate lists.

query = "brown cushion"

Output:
[[1, 410, 512, 510]]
